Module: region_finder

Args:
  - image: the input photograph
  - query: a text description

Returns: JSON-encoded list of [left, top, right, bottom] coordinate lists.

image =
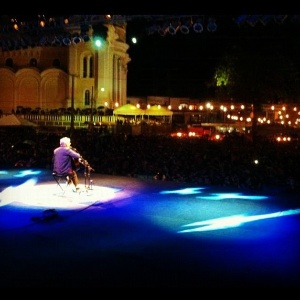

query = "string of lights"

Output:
[[0, 15, 114, 50], [0, 14, 298, 51]]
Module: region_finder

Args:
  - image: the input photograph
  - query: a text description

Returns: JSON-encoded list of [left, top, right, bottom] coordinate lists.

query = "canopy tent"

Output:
[[113, 104, 145, 116], [0, 114, 38, 127], [113, 104, 145, 124], [144, 105, 173, 116], [144, 105, 173, 123]]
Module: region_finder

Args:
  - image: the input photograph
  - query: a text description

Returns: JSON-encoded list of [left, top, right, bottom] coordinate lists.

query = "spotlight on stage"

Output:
[[207, 17, 217, 32], [63, 37, 72, 46], [193, 22, 203, 33], [180, 18, 192, 34], [168, 20, 180, 35], [82, 34, 90, 42], [72, 36, 82, 44], [158, 22, 169, 36], [52, 36, 62, 46]]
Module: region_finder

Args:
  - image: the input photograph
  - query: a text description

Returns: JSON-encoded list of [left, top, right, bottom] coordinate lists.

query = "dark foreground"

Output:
[[0, 169, 299, 288]]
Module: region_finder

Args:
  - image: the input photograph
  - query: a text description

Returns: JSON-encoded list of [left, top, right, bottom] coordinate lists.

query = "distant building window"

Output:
[[89, 57, 94, 78], [85, 90, 90, 106], [52, 59, 60, 68], [30, 58, 37, 67], [82, 55, 94, 78], [5, 58, 13, 68], [83, 57, 87, 78]]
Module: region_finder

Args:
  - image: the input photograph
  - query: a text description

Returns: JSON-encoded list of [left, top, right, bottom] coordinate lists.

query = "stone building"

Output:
[[0, 20, 130, 114]]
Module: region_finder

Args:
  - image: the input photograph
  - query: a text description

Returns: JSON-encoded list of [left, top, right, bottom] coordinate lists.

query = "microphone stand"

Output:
[[71, 147, 95, 190], [79, 158, 95, 190]]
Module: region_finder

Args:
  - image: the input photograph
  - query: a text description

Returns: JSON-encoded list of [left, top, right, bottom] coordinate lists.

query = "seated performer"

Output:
[[52, 136, 82, 192]]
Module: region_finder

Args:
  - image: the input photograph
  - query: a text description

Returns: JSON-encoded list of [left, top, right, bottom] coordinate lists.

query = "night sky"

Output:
[[125, 15, 300, 98], [2, 13, 300, 100]]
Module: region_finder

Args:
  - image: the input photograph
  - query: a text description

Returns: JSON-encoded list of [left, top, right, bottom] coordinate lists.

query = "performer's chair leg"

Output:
[[52, 172, 72, 193]]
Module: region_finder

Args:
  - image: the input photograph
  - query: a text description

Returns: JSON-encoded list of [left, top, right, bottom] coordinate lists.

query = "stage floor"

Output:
[[0, 168, 300, 288]]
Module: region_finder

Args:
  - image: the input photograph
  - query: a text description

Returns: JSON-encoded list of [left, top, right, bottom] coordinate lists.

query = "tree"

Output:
[[213, 40, 300, 105]]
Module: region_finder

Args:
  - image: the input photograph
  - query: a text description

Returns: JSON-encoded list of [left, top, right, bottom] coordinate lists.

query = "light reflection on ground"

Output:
[[0, 178, 122, 209], [178, 209, 300, 232], [1, 169, 300, 287]]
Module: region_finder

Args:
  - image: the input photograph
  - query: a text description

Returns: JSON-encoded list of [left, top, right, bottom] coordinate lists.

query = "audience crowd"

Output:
[[1, 127, 299, 193]]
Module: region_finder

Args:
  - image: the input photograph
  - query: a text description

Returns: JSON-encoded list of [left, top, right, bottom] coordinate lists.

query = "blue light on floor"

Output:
[[13, 169, 42, 177], [178, 209, 300, 232], [196, 193, 268, 201], [159, 187, 269, 200], [160, 187, 205, 195]]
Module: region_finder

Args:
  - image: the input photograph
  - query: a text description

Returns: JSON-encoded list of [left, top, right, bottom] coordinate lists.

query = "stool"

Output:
[[52, 172, 72, 193]]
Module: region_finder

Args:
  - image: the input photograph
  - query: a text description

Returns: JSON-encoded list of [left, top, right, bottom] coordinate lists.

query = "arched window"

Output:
[[83, 57, 87, 78], [84, 90, 90, 106], [82, 55, 94, 78], [89, 56, 94, 78]]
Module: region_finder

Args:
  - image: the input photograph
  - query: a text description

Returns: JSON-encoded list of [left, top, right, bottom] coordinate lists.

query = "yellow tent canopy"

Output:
[[144, 105, 173, 123], [113, 104, 145, 116], [144, 105, 173, 116]]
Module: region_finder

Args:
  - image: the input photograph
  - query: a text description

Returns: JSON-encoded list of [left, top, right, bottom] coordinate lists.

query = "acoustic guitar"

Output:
[[72, 157, 81, 171]]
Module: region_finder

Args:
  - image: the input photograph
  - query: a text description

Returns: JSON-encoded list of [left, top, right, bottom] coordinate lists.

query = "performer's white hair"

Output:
[[60, 137, 71, 147]]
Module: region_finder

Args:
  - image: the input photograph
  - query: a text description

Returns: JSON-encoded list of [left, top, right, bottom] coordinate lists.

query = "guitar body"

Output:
[[72, 158, 81, 171]]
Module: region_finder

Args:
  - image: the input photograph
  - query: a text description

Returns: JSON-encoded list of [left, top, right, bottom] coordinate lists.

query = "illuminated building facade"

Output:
[[0, 21, 130, 114]]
